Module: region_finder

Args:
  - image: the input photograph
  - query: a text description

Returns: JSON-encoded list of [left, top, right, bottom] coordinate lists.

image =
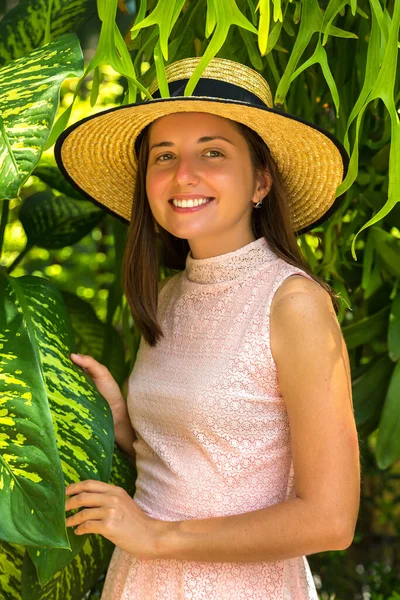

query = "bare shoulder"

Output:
[[270, 273, 341, 364], [272, 273, 333, 312]]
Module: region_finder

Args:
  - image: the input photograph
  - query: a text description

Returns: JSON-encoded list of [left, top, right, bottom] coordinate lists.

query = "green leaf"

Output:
[[256, 0, 270, 56], [388, 295, 400, 362], [239, 28, 264, 70], [0, 33, 84, 201], [131, 0, 148, 40], [343, 0, 400, 256], [153, 39, 170, 98], [0, 273, 115, 582], [32, 165, 86, 200], [185, 0, 258, 96], [289, 38, 340, 117], [370, 227, 400, 279], [0, 540, 25, 599], [130, 0, 187, 60], [19, 447, 135, 599], [275, 0, 356, 105], [0, 274, 69, 549], [206, 0, 217, 37], [19, 191, 105, 249], [62, 291, 127, 387], [376, 361, 400, 469], [353, 354, 394, 437], [342, 305, 390, 350], [0, 0, 95, 67]]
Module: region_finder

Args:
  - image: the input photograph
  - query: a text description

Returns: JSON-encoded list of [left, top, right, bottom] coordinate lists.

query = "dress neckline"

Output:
[[184, 236, 277, 284]]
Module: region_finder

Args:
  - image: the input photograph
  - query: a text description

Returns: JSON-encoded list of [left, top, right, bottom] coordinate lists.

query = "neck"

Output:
[[188, 230, 257, 260]]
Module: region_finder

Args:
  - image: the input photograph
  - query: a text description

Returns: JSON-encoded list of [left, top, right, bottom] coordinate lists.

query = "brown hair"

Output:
[[122, 119, 340, 347]]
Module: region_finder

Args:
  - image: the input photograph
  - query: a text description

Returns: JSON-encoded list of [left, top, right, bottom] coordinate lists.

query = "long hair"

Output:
[[122, 119, 340, 347]]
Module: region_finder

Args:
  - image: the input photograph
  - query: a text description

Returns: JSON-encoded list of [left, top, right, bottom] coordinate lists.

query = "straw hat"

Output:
[[55, 57, 348, 234]]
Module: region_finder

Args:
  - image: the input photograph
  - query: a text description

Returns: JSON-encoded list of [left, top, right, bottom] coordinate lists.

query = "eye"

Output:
[[156, 153, 175, 162], [204, 150, 223, 157]]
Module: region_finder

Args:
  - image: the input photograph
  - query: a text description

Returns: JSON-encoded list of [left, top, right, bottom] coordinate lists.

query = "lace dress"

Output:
[[101, 236, 319, 600]]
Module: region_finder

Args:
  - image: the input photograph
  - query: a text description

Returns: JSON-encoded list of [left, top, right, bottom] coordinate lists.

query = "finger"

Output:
[[66, 507, 104, 528], [66, 479, 113, 497], [74, 519, 105, 536], [66, 491, 109, 512], [70, 354, 109, 377]]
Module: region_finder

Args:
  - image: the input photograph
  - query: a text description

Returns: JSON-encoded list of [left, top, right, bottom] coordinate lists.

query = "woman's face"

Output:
[[145, 112, 269, 245]]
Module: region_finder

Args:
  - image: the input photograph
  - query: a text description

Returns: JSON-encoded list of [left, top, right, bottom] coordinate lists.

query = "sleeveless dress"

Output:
[[101, 236, 319, 600]]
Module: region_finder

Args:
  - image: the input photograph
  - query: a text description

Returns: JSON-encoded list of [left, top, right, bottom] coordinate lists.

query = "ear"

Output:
[[252, 169, 272, 204]]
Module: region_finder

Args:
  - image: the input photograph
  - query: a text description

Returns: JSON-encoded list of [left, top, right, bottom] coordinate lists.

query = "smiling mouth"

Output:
[[169, 197, 215, 208]]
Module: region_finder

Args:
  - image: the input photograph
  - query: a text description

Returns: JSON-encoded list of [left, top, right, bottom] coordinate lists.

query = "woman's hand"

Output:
[[65, 480, 163, 558], [70, 353, 127, 428]]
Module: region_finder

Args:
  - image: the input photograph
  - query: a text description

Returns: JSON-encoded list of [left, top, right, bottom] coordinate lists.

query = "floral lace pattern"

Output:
[[101, 237, 319, 599]]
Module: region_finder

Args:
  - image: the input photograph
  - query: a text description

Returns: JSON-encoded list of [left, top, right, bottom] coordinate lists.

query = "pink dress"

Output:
[[101, 236, 319, 599]]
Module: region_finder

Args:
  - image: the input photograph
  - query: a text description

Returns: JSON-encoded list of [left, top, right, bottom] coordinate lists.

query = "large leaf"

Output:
[[33, 165, 87, 201], [22, 446, 135, 598], [0, 448, 135, 600], [62, 292, 127, 387], [0, 540, 25, 599], [376, 361, 400, 469], [19, 190, 105, 249], [0, 273, 68, 549], [21, 447, 135, 599], [0, 273, 114, 583], [369, 227, 400, 279], [342, 305, 390, 350], [353, 354, 394, 438], [388, 295, 400, 362], [0, 33, 84, 201], [0, 0, 96, 66]]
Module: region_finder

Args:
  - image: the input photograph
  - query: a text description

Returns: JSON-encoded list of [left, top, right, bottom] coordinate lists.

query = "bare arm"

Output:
[[152, 275, 360, 563]]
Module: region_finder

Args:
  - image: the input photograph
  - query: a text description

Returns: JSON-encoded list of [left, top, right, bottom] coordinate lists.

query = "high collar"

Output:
[[184, 237, 278, 284]]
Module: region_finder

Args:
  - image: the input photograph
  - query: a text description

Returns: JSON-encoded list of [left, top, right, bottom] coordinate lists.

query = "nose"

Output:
[[173, 155, 200, 186]]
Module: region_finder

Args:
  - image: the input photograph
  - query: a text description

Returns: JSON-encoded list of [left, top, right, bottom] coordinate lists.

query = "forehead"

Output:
[[148, 112, 240, 139]]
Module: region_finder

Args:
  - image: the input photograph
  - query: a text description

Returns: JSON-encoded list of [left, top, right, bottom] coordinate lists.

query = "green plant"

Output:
[[0, 0, 399, 597]]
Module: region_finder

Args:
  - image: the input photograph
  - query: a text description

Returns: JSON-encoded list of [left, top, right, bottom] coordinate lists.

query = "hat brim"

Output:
[[54, 96, 348, 234]]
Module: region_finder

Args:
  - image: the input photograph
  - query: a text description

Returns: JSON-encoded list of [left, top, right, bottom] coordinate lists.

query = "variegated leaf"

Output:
[[0, 273, 68, 549], [0, 0, 96, 66], [0, 33, 83, 201], [0, 540, 25, 599], [21, 448, 136, 600], [0, 273, 114, 582], [19, 191, 105, 249]]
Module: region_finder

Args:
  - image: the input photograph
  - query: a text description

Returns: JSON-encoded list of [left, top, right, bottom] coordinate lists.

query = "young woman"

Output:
[[56, 57, 360, 599]]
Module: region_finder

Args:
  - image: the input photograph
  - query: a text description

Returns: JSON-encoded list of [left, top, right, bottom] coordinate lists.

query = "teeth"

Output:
[[172, 197, 211, 208]]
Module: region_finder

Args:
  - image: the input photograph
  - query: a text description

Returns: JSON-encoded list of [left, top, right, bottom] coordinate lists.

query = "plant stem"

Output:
[[7, 243, 33, 274], [0, 200, 10, 261]]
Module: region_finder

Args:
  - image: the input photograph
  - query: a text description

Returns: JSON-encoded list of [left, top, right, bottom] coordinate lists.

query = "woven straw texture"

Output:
[[58, 58, 345, 233]]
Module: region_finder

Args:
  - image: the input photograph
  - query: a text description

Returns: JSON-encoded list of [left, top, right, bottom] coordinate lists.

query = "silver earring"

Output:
[[254, 199, 263, 209]]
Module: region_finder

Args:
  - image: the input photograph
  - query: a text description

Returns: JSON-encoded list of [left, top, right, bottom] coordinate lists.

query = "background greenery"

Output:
[[0, 0, 399, 598]]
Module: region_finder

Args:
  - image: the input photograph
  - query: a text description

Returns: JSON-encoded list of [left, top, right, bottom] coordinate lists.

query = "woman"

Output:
[[56, 57, 360, 599]]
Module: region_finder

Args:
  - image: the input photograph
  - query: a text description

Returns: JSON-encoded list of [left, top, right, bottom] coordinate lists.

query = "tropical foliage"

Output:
[[0, 0, 399, 598]]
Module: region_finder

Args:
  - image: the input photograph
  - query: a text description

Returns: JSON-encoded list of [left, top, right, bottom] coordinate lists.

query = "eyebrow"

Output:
[[149, 136, 234, 152]]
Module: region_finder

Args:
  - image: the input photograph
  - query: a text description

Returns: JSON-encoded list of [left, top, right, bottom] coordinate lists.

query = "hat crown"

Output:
[[148, 57, 273, 108]]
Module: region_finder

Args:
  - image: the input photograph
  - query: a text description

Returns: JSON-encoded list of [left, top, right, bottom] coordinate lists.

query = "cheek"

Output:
[[146, 169, 167, 202], [210, 166, 252, 198]]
